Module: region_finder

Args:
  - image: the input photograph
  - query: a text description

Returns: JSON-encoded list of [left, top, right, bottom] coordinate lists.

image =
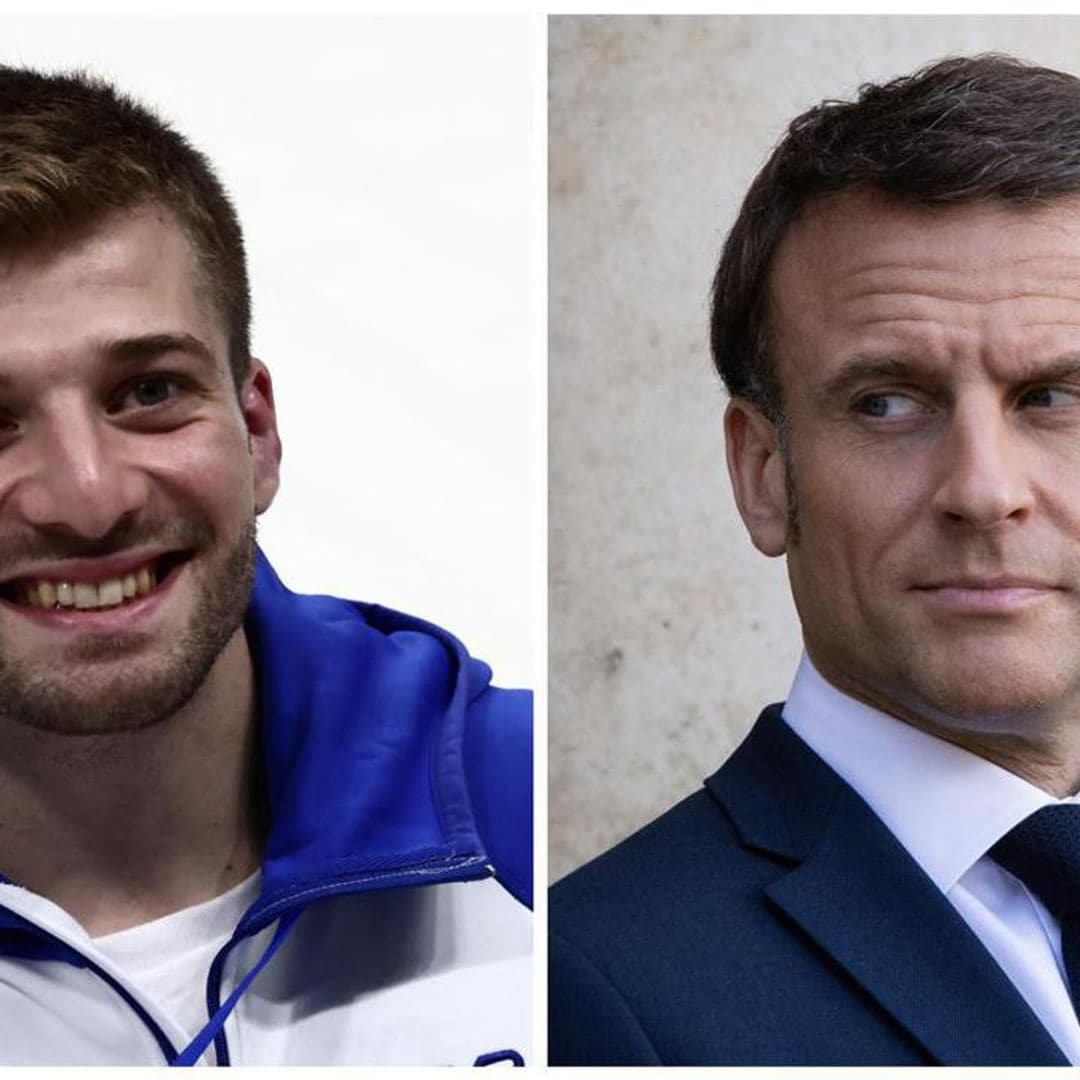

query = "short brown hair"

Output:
[[710, 53, 1080, 421], [0, 66, 250, 386]]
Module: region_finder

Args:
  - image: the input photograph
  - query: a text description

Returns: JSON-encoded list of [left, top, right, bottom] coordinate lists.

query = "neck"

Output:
[[808, 651, 1080, 799], [0, 629, 264, 936]]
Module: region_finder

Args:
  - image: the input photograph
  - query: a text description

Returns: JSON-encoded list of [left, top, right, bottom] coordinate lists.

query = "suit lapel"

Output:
[[767, 783, 1065, 1064], [709, 708, 1067, 1066]]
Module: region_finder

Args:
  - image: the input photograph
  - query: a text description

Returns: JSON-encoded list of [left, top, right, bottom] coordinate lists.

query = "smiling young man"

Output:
[[550, 54, 1080, 1066], [0, 68, 531, 1066]]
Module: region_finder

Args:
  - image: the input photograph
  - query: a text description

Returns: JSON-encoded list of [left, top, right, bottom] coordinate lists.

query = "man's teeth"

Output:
[[22, 566, 157, 610]]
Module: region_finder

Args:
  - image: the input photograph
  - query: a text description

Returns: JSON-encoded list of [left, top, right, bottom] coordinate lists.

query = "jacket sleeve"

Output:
[[462, 686, 532, 908], [549, 928, 663, 1065]]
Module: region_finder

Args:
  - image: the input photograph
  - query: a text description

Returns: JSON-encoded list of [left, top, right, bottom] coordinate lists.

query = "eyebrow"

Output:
[[0, 331, 220, 391], [814, 354, 1080, 406], [814, 356, 925, 407], [102, 331, 217, 367]]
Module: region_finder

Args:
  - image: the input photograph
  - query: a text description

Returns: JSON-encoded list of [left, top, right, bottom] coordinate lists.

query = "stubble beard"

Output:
[[0, 519, 257, 735]]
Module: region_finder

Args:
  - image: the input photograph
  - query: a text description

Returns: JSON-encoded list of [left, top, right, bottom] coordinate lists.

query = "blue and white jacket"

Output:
[[0, 550, 533, 1065]]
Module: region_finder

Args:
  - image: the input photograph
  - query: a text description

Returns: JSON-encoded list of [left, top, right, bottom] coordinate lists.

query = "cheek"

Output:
[[794, 444, 926, 579], [146, 426, 254, 521], [1032, 438, 1080, 528]]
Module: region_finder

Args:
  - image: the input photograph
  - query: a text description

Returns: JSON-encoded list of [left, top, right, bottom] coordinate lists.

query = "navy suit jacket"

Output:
[[549, 706, 1069, 1065]]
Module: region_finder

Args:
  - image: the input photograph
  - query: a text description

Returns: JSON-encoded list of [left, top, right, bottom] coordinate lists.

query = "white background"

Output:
[[0, 15, 535, 688]]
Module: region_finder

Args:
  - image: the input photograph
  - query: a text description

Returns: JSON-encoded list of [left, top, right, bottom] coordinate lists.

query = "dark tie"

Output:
[[990, 805, 1080, 1013]]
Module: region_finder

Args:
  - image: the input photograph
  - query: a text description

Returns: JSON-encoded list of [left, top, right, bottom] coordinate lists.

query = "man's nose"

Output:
[[7, 408, 150, 539], [930, 402, 1034, 528]]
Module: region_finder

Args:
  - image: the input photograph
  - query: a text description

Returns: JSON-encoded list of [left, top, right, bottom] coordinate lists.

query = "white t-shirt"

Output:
[[92, 873, 261, 1051]]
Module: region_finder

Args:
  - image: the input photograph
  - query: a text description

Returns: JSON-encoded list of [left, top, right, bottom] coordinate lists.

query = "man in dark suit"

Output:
[[550, 53, 1080, 1065]]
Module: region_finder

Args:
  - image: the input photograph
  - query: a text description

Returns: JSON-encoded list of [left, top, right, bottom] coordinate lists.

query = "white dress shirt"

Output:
[[782, 652, 1080, 1062]]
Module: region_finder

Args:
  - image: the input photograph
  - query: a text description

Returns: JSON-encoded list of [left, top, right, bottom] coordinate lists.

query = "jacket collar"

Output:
[[707, 707, 1067, 1067], [241, 548, 493, 930]]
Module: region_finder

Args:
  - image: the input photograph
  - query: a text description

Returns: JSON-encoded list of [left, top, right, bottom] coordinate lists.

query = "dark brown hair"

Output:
[[0, 66, 250, 386], [710, 53, 1080, 421]]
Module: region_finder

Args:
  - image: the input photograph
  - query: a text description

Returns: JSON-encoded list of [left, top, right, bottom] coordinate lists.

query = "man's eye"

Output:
[[116, 376, 182, 411], [1019, 386, 1079, 408], [853, 392, 924, 419]]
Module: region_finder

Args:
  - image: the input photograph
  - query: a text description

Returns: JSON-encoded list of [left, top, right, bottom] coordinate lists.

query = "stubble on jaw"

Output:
[[0, 518, 257, 736]]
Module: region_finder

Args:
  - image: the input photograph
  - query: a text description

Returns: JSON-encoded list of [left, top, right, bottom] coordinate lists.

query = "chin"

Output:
[[0, 636, 230, 735], [896, 642, 1076, 732]]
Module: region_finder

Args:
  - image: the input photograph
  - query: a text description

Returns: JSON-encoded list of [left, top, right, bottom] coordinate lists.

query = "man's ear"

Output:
[[240, 360, 282, 515], [724, 397, 789, 557]]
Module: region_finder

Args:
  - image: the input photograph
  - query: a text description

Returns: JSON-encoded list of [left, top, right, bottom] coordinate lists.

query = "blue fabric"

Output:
[[549, 707, 1066, 1066], [244, 547, 533, 916], [462, 684, 533, 908]]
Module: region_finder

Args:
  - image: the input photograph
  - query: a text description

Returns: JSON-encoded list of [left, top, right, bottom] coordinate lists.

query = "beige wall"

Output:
[[549, 14, 1080, 882]]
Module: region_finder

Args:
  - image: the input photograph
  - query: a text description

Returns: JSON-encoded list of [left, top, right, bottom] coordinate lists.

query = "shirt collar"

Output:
[[781, 652, 1066, 893]]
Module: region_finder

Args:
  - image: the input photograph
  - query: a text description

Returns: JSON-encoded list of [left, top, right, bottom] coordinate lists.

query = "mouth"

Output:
[[913, 580, 1058, 613], [0, 551, 193, 612], [916, 577, 1053, 590]]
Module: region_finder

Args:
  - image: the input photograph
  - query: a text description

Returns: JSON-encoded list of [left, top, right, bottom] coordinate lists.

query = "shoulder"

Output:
[[550, 790, 757, 1065], [549, 733, 817, 1066], [549, 709, 821, 991], [249, 551, 534, 909], [551, 787, 744, 948]]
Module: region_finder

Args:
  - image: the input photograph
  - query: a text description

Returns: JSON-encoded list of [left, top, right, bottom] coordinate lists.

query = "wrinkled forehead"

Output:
[[767, 189, 1080, 384]]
